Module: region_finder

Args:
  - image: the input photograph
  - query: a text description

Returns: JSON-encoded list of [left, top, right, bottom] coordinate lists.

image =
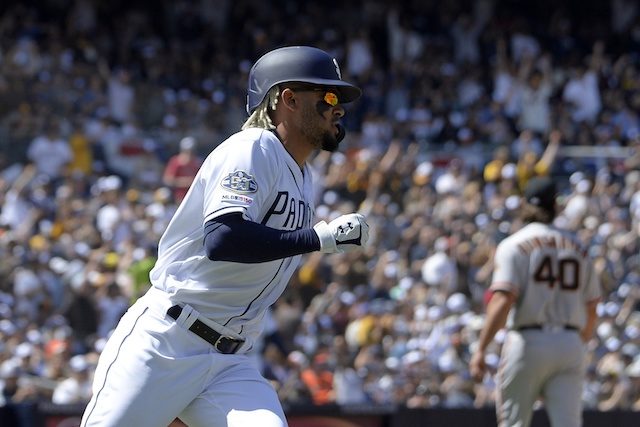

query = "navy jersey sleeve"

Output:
[[204, 213, 320, 263]]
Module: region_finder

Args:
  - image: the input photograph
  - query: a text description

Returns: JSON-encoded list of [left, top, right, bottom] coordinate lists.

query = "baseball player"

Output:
[[81, 46, 369, 427], [469, 176, 601, 427]]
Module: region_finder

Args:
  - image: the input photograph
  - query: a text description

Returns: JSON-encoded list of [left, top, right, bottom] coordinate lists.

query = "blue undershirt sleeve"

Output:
[[204, 213, 321, 263]]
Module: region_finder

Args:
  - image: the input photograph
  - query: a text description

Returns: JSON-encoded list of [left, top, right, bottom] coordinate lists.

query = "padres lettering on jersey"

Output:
[[149, 128, 315, 342], [262, 191, 312, 230]]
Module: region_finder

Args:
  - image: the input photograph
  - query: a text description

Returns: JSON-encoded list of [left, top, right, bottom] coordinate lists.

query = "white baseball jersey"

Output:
[[490, 222, 601, 329], [149, 128, 315, 343]]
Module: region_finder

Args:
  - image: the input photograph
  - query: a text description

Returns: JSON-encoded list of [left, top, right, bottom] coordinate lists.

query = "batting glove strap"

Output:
[[313, 220, 338, 253]]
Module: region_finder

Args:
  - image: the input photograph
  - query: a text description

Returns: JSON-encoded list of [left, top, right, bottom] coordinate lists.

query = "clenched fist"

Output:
[[313, 213, 369, 253]]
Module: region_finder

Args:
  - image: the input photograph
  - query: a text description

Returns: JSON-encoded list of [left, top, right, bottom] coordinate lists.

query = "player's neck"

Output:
[[282, 140, 312, 169], [273, 127, 310, 169]]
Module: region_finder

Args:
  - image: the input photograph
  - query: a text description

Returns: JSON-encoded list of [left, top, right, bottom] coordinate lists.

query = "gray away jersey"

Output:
[[490, 222, 601, 329], [149, 128, 315, 341]]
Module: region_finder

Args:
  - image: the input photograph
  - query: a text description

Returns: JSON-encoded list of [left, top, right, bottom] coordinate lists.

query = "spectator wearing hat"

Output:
[[300, 351, 335, 406], [0, 359, 22, 406], [93, 175, 124, 242], [0, 358, 41, 424], [435, 158, 467, 196], [421, 236, 459, 298], [561, 171, 593, 229], [274, 350, 313, 405], [51, 354, 92, 404], [162, 136, 203, 204]]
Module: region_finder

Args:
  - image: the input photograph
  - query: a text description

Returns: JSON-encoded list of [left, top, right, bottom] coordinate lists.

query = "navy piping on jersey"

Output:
[[204, 205, 246, 223], [285, 163, 303, 194], [82, 307, 148, 426], [222, 258, 285, 327]]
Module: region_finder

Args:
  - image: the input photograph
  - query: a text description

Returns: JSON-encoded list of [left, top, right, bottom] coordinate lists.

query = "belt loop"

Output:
[[182, 306, 200, 329], [171, 304, 207, 330], [173, 304, 192, 326]]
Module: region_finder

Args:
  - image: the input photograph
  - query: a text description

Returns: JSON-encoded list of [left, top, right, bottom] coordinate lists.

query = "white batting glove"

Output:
[[313, 213, 369, 253]]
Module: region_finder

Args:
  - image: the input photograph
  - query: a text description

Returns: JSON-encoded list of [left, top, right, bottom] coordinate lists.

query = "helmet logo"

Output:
[[333, 58, 341, 79]]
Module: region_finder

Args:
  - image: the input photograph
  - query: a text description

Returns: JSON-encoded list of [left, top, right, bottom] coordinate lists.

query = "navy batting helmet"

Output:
[[246, 46, 362, 115]]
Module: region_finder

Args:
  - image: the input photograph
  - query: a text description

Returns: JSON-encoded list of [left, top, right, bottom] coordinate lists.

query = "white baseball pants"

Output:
[[80, 291, 286, 427], [496, 329, 585, 427]]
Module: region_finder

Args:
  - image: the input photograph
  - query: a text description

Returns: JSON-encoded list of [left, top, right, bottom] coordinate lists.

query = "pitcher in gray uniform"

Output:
[[81, 46, 369, 427], [470, 176, 601, 427]]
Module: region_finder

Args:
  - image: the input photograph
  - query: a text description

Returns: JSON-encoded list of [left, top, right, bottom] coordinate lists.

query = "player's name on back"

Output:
[[516, 235, 587, 257]]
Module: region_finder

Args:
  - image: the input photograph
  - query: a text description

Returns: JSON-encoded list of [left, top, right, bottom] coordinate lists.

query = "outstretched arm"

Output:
[[534, 129, 562, 175], [204, 212, 369, 263]]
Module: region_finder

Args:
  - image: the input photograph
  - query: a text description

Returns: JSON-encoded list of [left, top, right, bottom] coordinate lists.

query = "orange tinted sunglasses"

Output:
[[285, 85, 340, 106]]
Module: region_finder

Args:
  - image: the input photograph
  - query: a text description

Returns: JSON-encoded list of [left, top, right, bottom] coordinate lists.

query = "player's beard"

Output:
[[320, 131, 340, 152], [300, 101, 340, 152]]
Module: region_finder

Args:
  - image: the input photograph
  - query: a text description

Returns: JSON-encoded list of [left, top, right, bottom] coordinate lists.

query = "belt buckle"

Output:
[[543, 325, 562, 333], [214, 335, 241, 354]]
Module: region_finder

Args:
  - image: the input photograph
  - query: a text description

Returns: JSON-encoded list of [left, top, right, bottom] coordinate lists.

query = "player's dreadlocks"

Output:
[[242, 87, 280, 130]]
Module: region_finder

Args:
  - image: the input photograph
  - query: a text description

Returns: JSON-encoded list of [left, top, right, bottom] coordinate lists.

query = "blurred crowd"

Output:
[[0, 0, 640, 421]]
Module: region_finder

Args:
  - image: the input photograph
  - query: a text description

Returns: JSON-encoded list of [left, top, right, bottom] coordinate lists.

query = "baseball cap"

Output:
[[179, 136, 196, 151], [0, 359, 21, 379], [524, 177, 557, 210], [14, 342, 33, 358], [69, 355, 89, 372], [446, 293, 469, 313]]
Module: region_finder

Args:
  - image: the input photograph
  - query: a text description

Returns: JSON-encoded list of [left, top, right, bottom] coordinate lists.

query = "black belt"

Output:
[[167, 305, 244, 354], [517, 324, 579, 331]]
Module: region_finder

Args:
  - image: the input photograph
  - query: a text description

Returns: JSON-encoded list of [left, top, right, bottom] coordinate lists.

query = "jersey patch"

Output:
[[221, 170, 258, 194]]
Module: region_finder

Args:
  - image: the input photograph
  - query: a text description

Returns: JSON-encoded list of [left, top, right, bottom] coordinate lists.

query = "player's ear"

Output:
[[280, 88, 297, 110]]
